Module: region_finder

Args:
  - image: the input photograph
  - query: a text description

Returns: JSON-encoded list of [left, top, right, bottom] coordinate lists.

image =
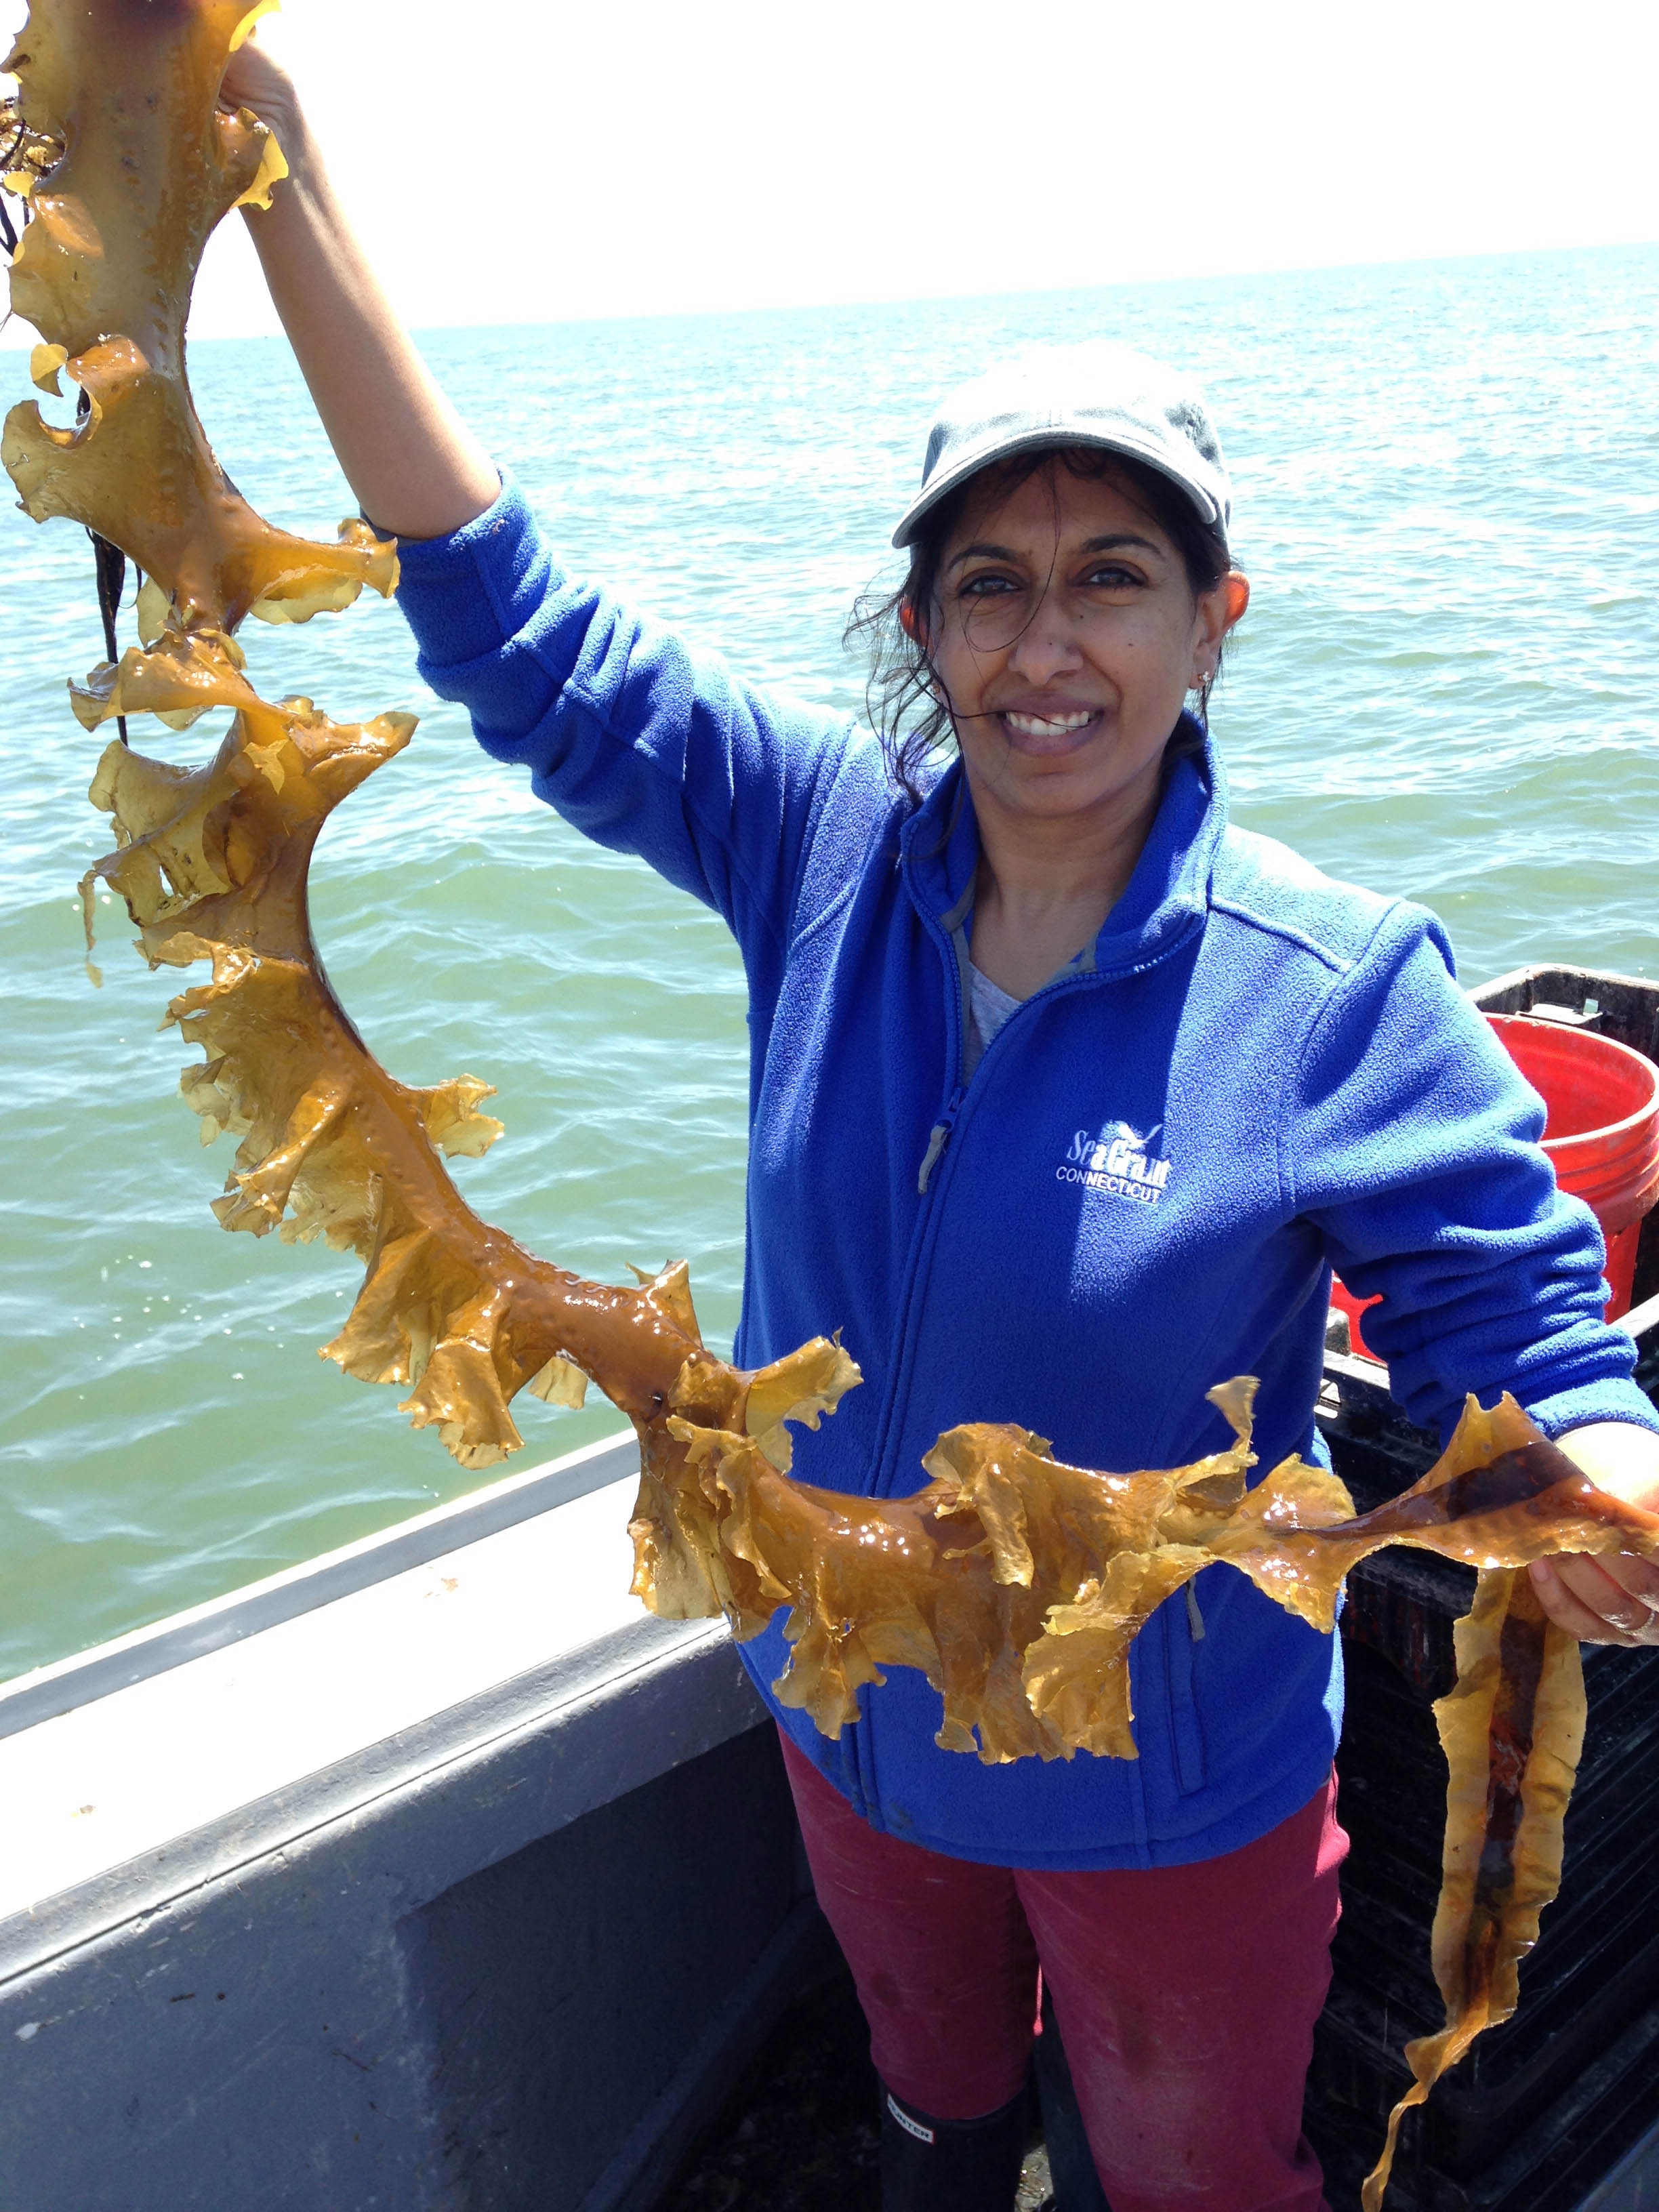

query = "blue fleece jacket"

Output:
[[394, 480, 1659, 1872]]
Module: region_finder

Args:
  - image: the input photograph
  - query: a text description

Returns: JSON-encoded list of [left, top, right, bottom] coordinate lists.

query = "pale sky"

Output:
[[3, 0, 1658, 343]]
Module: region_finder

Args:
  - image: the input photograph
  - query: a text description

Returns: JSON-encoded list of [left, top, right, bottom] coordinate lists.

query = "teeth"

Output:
[[1003, 710, 1097, 737]]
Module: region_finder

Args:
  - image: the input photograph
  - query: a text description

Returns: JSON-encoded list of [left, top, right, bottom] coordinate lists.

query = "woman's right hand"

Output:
[[219, 24, 308, 168]]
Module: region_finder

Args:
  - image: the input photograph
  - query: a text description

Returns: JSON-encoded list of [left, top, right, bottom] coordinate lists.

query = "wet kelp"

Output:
[[2, 0, 390, 628], [0, 0, 863, 1615], [6, 7, 1658, 2201]]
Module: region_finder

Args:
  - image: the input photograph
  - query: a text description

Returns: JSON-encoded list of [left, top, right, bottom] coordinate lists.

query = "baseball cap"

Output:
[[892, 340, 1231, 552]]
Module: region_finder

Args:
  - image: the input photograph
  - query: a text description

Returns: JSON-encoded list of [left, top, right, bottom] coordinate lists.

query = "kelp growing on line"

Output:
[[6, 5, 1659, 2201], [0, 0, 863, 1602]]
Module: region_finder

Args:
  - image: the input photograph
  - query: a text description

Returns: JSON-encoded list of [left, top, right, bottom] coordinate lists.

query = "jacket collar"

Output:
[[897, 713, 1227, 977]]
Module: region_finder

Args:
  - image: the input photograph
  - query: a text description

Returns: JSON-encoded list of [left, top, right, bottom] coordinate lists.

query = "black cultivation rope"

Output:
[[73, 388, 131, 747], [1, 90, 60, 257], [1, 101, 28, 261], [5, 98, 129, 740]]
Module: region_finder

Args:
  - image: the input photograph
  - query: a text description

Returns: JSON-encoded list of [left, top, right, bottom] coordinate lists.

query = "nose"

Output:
[[1002, 577, 1086, 685]]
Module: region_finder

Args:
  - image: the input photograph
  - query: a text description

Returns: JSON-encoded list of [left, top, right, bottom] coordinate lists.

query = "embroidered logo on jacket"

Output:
[[1057, 1121, 1172, 1206]]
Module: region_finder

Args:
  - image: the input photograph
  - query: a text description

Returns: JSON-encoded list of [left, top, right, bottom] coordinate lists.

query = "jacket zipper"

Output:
[[859, 872, 972, 1507], [852, 802, 1210, 1817], [869, 857, 1201, 1504], [917, 1084, 967, 1195]]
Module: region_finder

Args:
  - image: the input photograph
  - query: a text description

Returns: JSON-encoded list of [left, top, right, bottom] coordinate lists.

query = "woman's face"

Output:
[[926, 458, 1248, 834]]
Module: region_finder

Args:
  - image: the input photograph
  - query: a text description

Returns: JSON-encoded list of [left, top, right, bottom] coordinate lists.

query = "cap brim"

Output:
[[891, 426, 1227, 551]]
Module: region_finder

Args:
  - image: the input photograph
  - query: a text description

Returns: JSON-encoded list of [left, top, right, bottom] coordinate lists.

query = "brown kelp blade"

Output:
[[1361, 1566, 1586, 2209], [654, 1378, 1275, 1761], [1208, 1391, 1659, 1630], [3, 0, 395, 630]]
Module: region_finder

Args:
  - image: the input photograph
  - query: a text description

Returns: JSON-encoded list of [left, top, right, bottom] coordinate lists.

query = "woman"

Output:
[[225, 41, 1659, 2212]]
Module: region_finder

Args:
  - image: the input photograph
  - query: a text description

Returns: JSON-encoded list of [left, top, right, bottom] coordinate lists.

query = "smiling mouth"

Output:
[[1000, 709, 1101, 739]]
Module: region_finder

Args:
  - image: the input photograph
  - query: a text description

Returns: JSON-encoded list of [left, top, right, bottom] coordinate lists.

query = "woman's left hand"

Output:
[[1530, 1420, 1659, 1645]]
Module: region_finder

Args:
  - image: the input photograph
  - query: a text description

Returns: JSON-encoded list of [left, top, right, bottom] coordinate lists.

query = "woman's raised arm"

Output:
[[223, 36, 500, 540]]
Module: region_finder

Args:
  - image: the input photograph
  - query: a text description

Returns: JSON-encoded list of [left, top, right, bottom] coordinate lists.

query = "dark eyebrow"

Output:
[[945, 540, 1021, 572], [1080, 532, 1163, 556], [945, 531, 1164, 574]]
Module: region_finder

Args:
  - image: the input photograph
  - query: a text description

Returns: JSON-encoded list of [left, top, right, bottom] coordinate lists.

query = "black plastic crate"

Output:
[[1309, 967, 1659, 2211], [1311, 1989, 1659, 2212]]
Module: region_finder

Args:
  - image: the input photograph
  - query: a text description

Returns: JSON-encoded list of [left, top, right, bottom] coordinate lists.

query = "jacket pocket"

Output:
[[1161, 1584, 1208, 1795]]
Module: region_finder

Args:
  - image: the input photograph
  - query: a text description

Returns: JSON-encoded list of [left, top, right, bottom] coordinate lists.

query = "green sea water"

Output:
[[3, 245, 1656, 1680]]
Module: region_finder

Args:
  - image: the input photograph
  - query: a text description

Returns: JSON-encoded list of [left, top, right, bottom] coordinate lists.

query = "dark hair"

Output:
[[846, 445, 1235, 805]]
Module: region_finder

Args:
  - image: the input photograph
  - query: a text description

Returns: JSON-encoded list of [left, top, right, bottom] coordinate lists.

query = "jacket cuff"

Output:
[[1523, 1376, 1659, 1442], [391, 472, 557, 670]]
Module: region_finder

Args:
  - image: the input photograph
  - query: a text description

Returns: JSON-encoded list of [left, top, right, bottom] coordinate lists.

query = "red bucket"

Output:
[[1332, 1012, 1659, 1357]]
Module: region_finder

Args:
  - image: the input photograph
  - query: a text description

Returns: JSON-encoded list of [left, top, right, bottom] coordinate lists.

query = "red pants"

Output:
[[780, 1732, 1346, 2212]]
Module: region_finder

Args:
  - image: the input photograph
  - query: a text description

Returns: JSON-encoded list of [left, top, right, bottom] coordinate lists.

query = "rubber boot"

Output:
[[878, 2081, 1028, 2212], [1031, 1986, 1111, 2212]]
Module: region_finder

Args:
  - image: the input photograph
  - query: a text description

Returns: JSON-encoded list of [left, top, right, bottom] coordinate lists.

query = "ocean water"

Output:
[[3, 245, 1656, 1681]]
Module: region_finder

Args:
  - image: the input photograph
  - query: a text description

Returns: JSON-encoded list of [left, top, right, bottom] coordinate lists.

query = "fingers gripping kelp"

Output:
[[5, 6, 1658, 2203]]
